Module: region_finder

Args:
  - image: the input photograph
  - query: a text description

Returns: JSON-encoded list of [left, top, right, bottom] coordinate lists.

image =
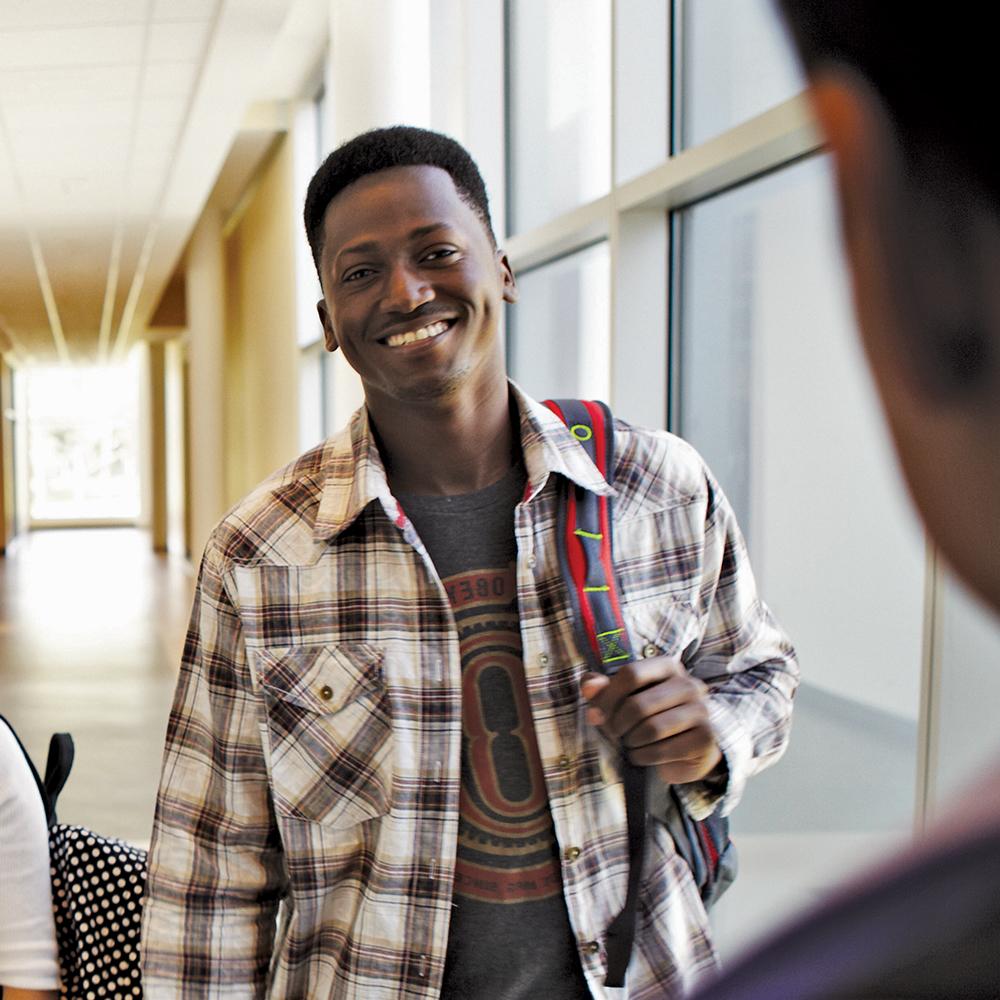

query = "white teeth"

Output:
[[384, 320, 450, 347]]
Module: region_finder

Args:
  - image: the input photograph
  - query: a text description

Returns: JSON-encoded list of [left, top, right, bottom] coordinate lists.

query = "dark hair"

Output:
[[303, 125, 495, 270], [775, 1, 997, 206]]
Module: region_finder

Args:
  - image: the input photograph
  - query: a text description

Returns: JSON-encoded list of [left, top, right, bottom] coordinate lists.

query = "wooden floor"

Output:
[[0, 528, 195, 845]]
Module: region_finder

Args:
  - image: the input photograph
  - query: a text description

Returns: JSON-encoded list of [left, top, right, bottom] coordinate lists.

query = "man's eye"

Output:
[[343, 268, 374, 283], [424, 248, 457, 262]]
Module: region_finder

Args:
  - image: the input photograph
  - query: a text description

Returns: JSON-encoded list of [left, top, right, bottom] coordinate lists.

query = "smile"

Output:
[[381, 319, 453, 348]]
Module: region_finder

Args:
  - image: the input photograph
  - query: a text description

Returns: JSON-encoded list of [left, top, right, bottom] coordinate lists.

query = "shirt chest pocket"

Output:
[[255, 643, 393, 829]]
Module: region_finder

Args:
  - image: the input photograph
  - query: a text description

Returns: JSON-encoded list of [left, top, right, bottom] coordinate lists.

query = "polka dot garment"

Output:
[[49, 824, 146, 998]]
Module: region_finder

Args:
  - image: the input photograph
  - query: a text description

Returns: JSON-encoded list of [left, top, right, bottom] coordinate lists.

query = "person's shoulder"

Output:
[[207, 435, 342, 569], [611, 417, 712, 516], [0, 719, 37, 811]]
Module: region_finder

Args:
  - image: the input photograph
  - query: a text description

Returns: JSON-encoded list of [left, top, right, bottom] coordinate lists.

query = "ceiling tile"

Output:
[[0, 24, 145, 69], [148, 19, 213, 63], [152, 0, 218, 23], [0, 65, 142, 104], [2, 99, 134, 135], [0, 1, 145, 31], [140, 60, 199, 99]]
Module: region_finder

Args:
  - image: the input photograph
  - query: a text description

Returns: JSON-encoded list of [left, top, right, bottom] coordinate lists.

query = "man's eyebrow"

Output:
[[337, 223, 452, 260]]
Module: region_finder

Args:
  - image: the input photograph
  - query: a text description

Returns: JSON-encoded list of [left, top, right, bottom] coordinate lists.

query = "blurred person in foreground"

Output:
[[693, 3, 1000, 997], [141, 125, 798, 998]]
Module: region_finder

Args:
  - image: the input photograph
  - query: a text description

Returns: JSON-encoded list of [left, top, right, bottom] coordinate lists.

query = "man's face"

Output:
[[317, 165, 517, 409]]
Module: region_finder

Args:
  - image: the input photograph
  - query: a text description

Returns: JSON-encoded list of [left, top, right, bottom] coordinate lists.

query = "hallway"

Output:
[[0, 529, 195, 845]]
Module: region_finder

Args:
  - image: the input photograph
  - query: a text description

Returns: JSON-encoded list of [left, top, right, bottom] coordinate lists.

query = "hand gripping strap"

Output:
[[544, 399, 647, 988]]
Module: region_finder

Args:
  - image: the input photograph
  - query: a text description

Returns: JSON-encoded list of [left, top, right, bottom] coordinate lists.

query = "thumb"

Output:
[[580, 672, 610, 702]]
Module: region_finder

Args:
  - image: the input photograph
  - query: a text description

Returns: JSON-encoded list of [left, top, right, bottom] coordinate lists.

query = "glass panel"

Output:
[[933, 569, 1000, 803], [508, 242, 610, 402], [25, 361, 141, 522], [614, 0, 669, 183], [678, 155, 927, 957], [679, 0, 804, 149], [507, 0, 611, 234]]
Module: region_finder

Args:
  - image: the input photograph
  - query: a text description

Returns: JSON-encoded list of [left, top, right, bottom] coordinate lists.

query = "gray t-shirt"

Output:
[[399, 464, 590, 999]]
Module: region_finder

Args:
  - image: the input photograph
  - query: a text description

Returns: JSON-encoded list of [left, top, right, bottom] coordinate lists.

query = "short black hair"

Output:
[[775, 1, 997, 206], [304, 125, 496, 271]]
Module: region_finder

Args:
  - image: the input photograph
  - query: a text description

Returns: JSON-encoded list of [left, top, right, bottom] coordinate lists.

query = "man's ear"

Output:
[[498, 250, 518, 305], [317, 299, 338, 353]]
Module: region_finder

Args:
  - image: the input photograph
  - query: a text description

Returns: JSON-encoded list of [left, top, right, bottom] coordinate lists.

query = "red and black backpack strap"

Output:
[[544, 398, 736, 986], [543, 399, 647, 987]]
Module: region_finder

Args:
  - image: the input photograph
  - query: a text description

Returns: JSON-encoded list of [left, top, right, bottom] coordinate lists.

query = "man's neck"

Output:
[[369, 380, 520, 496]]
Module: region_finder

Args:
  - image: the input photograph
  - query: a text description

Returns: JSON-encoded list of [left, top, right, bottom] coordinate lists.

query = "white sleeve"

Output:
[[0, 721, 60, 990]]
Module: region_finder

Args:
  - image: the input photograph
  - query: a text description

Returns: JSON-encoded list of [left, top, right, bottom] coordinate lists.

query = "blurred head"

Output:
[[777, 0, 1000, 610]]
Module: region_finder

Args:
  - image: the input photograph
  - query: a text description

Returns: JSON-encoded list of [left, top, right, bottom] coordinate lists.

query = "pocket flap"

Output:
[[623, 599, 701, 662], [255, 643, 384, 714]]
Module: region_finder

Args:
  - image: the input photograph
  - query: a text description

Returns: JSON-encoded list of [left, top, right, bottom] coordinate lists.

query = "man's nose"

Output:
[[383, 263, 434, 313]]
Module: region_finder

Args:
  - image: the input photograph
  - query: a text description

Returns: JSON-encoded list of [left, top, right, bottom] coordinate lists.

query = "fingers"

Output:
[[580, 657, 721, 783], [620, 698, 711, 751], [582, 657, 705, 738]]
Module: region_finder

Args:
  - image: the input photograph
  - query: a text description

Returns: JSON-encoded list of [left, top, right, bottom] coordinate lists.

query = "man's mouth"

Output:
[[380, 318, 453, 348]]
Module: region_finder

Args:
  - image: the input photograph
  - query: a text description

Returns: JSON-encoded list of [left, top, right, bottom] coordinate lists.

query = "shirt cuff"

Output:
[[672, 696, 752, 821]]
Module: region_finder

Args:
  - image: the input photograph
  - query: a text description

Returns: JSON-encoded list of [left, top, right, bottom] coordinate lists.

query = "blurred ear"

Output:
[[807, 69, 888, 270], [805, 68, 911, 386], [317, 299, 338, 353]]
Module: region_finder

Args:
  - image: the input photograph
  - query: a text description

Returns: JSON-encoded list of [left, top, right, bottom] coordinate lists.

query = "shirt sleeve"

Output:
[[0, 721, 60, 991], [141, 537, 288, 997], [674, 466, 800, 822]]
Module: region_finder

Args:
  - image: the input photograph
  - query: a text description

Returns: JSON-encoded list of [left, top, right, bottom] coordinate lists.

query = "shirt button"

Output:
[[584, 940, 601, 955], [319, 685, 334, 701], [558, 755, 571, 769], [539, 653, 550, 666], [642, 643, 658, 658], [563, 846, 581, 862], [527, 554, 537, 569]]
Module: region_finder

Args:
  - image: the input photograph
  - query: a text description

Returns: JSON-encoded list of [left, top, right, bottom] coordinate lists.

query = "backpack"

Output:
[[0, 715, 146, 998], [543, 399, 737, 987]]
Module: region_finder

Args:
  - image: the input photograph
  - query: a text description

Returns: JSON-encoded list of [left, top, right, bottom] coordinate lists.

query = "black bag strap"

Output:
[[44, 732, 75, 813], [0, 714, 74, 827], [543, 399, 647, 987]]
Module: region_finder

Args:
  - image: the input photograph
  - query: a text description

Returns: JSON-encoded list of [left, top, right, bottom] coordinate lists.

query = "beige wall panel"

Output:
[[185, 207, 228, 564], [0, 360, 14, 552], [227, 137, 299, 500], [147, 340, 168, 551]]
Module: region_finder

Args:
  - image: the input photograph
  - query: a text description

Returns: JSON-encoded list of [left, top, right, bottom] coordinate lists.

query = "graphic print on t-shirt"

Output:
[[444, 563, 563, 904]]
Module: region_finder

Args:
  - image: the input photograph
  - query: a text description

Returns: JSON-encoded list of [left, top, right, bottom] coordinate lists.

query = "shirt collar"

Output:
[[312, 380, 615, 542]]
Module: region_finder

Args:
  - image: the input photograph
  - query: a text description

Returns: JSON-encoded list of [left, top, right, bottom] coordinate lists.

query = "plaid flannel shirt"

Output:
[[141, 383, 798, 999]]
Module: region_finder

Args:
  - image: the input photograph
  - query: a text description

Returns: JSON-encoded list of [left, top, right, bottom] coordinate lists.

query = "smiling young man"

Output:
[[141, 126, 798, 999]]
